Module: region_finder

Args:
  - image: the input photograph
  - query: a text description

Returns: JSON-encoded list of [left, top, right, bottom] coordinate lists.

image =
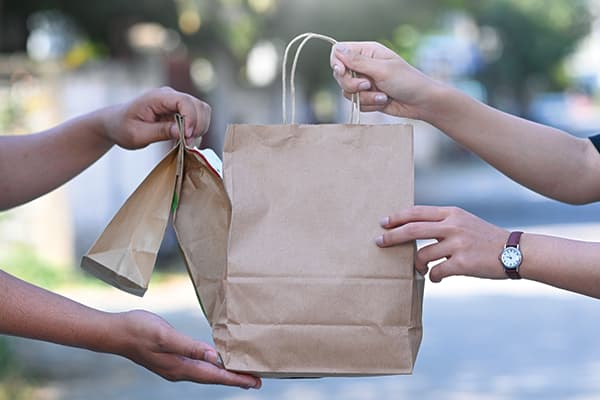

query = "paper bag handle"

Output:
[[282, 32, 361, 125], [172, 113, 186, 219]]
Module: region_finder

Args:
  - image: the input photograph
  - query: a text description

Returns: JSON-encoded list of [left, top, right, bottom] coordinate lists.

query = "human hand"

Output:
[[112, 310, 261, 389], [100, 87, 211, 150], [330, 42, 444, 120], [376, 206, 510, 282]]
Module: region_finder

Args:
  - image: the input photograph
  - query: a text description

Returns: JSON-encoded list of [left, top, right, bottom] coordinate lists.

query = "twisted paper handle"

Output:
[[282, 32, 361, 124], [172, 113, 186, 217]]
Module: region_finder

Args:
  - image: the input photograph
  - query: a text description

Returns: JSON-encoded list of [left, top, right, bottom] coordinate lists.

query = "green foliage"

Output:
[[464, 0, 591, 108], [0, 244, 72, 289], [0, 98, 25, 133], [1, 0, 592, 114], [0, 337, 30, 400], [0, 337, 12, 378]]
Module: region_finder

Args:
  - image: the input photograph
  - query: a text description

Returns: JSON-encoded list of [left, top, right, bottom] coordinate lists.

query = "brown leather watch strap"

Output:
[[505, 268, 521, 280], [506, 231, 523, 247]]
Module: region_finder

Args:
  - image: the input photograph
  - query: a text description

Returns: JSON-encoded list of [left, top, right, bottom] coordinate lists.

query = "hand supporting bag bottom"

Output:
[[207, 33, 424, 377]]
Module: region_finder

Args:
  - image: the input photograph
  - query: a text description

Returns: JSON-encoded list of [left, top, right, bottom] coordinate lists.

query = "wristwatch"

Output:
[[499, 231, 523, 279]]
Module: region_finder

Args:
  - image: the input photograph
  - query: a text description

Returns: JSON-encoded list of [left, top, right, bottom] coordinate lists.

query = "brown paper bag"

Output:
[[80, 147, 178, 296], [82, 33, 424, 377], [216, 122, 422, 377], [81, 115, 228, 300], [208, 33, 423, 376]]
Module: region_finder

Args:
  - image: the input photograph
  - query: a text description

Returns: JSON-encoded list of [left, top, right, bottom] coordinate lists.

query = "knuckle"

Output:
[[165, 374, 178, 382], [453, 253, 467, 269], [453, 235, 469, 251], [446, 206, 463, 217], [415, 250, 428, 266], [153, 327, 171, 352], [159, 85, 175, 94]]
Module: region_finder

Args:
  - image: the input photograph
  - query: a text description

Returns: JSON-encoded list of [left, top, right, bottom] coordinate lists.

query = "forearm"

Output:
[[0, 269, 122, 354], [519, 234, 600, 298], [425, 87, 600, 204], [0, 108, 114, 210]]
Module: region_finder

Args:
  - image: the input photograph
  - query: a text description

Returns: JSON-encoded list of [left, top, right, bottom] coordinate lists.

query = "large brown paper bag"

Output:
[[209, 33, 423, 377], [218, 123, 422, 377]]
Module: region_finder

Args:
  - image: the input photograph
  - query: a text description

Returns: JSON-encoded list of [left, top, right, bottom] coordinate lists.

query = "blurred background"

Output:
[[1, 0, 600, 399]]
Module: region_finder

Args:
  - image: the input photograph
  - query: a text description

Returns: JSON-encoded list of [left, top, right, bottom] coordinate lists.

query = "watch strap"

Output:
[[505, 268, 521, 280], [506, 231, 523, 247]]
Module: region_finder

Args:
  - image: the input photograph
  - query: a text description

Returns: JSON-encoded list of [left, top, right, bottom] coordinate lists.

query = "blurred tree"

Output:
[[0, 1, 450, 83], [1, 0, 592, 114], [0, 0, 179, 55], [455, 0, 592, 114]]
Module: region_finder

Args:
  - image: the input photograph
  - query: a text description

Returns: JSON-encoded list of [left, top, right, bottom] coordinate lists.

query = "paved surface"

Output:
[[6, 162, 600, 400]]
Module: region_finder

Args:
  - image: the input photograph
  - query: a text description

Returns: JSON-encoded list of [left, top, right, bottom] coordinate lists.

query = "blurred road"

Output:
[[7, 162, 600, 400]]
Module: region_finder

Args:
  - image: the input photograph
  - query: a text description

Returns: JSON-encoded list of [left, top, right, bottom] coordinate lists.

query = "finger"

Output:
[[334, 71, 372, 93], [375, 221, 447, 247], [143, 120, 178, 143], [381, 206, 451, 229], [333, 44, 388, 80], [330, 51, 347, 77], [157, 328, 221, 367], [415, 240, 452, 274], [188, 98, 211, 139], [428, 258, 461, 283], [181, 359, 261, 389], [342, 90, 389, 106], [146, 87, 205, 139]]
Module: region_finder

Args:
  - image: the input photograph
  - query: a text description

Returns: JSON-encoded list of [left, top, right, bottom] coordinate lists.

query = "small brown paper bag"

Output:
[[82, 33, 424, 377]]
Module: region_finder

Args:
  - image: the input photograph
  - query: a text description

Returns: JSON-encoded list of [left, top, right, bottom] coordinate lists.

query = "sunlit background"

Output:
[[2, 1, 600, 399]]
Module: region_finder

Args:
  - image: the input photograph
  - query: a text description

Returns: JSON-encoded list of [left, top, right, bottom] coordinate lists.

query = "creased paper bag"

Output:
[[215, 123, 422, 377], [81, 115, 229, 301]]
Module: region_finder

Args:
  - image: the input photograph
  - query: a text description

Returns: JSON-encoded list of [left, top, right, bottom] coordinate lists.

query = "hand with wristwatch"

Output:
[[333, 41, 600, 299]]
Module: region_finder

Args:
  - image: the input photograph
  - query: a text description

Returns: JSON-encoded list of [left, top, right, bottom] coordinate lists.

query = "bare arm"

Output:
[[0, 87, 210, 211], [377, 206, 600, 299], [0, 87, 261, 388], [331, 42, 600, 204], [0, 270, 260, 388], [331, 44, 600, 298], [426, 88, 600, 204]]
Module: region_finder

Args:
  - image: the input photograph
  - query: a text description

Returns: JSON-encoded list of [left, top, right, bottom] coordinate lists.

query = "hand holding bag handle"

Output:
[[282, 33, 361, 125]]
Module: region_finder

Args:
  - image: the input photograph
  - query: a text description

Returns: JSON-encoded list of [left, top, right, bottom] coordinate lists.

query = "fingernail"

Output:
[[380, 216, 390, 227], [203, 350, 217, 364], [333, 65, 341, 75], [186, 127, 193, 138], [374, 94, 388, 104], [375, 235, 385, 246], [253, 378, 262, 389], [335, 44, 350, 54], [358, 81, 371, 91]]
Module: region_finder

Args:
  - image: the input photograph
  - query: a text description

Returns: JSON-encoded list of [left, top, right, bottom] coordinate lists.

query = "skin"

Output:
[[330, 42, 600, 299], [0, 87, 261, 389]]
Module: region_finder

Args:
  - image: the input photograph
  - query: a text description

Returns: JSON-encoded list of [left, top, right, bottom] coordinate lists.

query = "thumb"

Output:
[[146, 120, 179, 143], [429, 259, 460, 283]]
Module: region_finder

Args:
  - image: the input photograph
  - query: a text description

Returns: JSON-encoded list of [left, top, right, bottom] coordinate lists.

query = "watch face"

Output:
[[501, 247, 522, 269]]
